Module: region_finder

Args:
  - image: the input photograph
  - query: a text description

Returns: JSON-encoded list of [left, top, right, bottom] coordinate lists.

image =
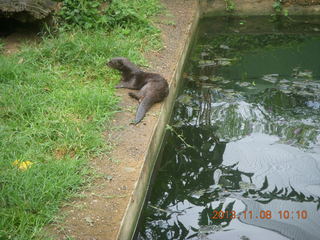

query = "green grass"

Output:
[[0, 0, 162, 239], [0, 39, 4, 53]]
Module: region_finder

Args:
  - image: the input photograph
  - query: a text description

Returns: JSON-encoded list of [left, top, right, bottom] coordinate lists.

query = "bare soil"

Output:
[[0, 20, 41, 54], [284, 0, 320, 6], [47, 0, 198, 239]]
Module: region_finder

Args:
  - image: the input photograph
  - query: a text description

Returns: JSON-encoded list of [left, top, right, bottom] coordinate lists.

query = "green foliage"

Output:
[[57, 0, 107, 30], [224, 0, 235, 12], [0, 159, 89, 239], [0, 33, 118, 238], [273, 0, 283, 13], [57, 0, 163, 31], [0, 0, 162, 238], [272, 0, 289, 20]]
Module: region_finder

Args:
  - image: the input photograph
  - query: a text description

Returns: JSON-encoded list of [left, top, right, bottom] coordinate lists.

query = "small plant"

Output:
[[224, 0, 235, 12], [56, 0, 162, 31], [272, 0, 289, 20], [57, 0, 105, 30], [273, 0, 283, 14], [161, 19, 176, 26], [166, 125, 194, 149]]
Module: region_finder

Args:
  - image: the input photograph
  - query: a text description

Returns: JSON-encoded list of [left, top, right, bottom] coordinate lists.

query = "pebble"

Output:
[[124, 167, 135, 173]]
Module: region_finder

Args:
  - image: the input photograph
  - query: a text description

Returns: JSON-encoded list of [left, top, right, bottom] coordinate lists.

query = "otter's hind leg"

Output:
[[128, 92, 141, 101]]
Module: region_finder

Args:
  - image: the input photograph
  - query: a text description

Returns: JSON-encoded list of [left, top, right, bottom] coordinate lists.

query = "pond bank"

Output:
[[50, 1, 199, 239], [201, 0, 320, 16]]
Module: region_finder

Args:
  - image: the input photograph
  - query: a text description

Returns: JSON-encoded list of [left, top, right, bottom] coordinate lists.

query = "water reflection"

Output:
[[136, 16, 320, 240], [137, 126, 320, 239]]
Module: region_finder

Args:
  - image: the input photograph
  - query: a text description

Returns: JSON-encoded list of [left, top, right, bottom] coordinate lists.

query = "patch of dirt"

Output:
[[47, 0, 198, 240], [0, 20, 41, 54], [284, 0, 320, 6]]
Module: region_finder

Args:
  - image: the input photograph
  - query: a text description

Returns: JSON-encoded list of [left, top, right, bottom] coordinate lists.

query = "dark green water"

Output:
[[135, 16, 320, 240]]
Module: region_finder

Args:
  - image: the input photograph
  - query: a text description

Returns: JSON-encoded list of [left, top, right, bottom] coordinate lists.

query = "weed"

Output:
[[105, 194, 128, 199], [0, 0, 162, 238], [57, 0, 107, 30], [158, 19, 176, 26], [224, 0, 235, 12], [166, 125, 194, 149], [57, 0, 163, 31], [271, 0, 290, 20], [273, 0, 283, 14]]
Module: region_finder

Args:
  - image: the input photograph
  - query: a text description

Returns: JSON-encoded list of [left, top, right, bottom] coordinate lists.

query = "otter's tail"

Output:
[[134, 96, 155, 124]]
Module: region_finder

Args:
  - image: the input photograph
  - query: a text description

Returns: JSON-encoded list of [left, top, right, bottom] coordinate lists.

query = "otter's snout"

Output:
[[107, 60, 113, 67], [107, 58, 123, 69]]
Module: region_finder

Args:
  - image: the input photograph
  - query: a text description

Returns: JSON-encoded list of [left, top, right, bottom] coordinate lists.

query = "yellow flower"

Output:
[[12, 160, 33, 171], [12, 160, 20, 166]]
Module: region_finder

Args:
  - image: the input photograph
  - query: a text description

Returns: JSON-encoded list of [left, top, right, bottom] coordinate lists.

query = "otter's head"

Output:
[[107, 57, 128, 71]]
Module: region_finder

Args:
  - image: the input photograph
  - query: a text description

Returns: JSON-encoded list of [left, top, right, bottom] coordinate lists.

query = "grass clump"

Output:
[[57, 0, 162, 31], [0, 39, 4, 52], [0, 0, 162, 239], [224, 0, 235, 12]]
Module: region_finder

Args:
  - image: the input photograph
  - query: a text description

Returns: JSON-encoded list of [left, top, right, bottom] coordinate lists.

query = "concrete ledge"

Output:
[[200, 0, 320, 17], [117, 1, 320, 239], [116, 3, 200, 240]]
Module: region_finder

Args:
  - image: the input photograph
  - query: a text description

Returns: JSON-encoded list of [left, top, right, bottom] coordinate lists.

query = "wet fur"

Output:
[[107, 57, 169, 124]]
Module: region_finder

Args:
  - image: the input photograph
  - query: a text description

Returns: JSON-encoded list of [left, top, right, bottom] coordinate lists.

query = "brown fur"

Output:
[[107, 57, 169, 124]]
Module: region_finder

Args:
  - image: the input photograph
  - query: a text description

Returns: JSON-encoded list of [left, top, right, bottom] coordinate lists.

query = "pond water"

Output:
[[135, 16, 320, 240]]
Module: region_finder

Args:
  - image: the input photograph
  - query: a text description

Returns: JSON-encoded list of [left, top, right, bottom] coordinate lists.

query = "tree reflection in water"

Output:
[[136, 16, 320, 240]]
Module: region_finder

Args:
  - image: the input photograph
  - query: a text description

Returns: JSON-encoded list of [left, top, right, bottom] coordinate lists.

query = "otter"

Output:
[[107, 57, 169, 124]]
